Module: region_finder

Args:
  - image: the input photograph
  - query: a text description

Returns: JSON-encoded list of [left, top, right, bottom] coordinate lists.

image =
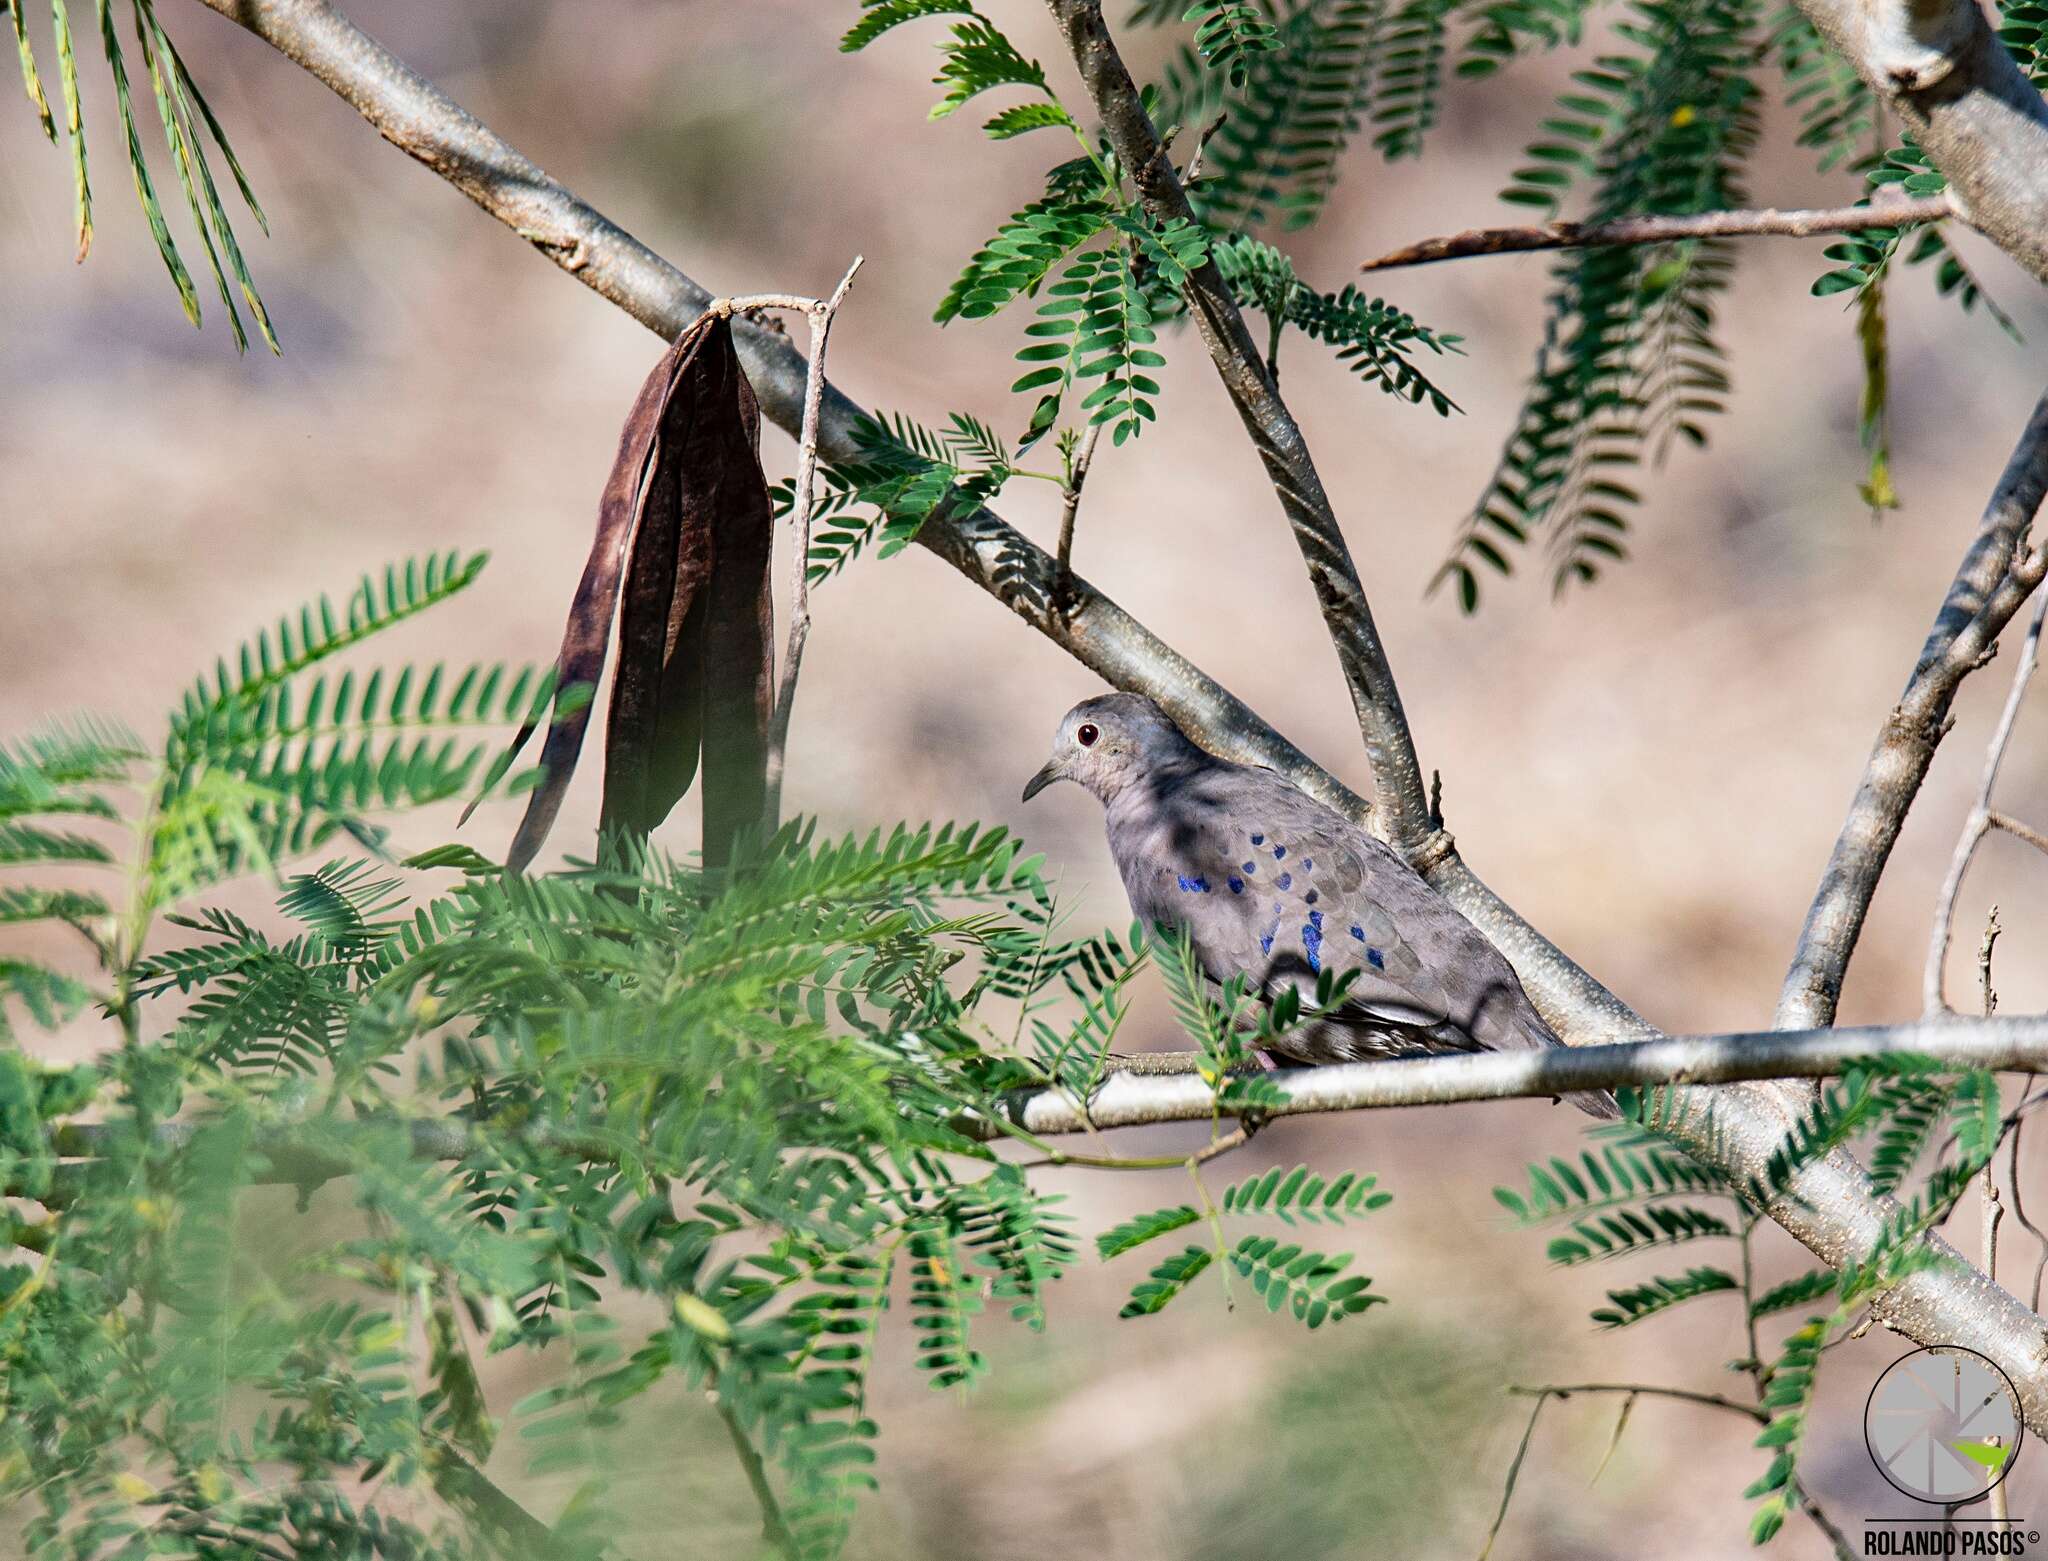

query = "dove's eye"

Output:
[[1076, 723, 1100, 748]]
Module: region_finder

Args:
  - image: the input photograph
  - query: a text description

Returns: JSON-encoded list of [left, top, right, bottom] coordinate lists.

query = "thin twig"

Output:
[[1358, 195, 1956, 272], [1980, 907, 2004, 1020], [713, 292, 818, 315], [762, 254, 864, 828], [1924, 589, 2047, 1013], [1055, 420, 1102, 584], [2008, 1067, 2048, 1312], [1793, 1480, 1860, 1561], [1982, 1057, 2015, 1524], [1989, 812, 2048, 856], [1502, 1383, 1851, 1559], [1187, 1156, 1234, 1309], [1181, 112, 1226, 184], [1982, 911, 2012, 1534], [1783, 387, 2048, 1031], [1589, 1392, 1636, 1484], [1738, 1216, 1764, 1386], [1506, 1382, 1768, 1422], [425, 1445, 563, 1561], [717, 1397, 798, 1561], [1478, 1388, 1549, 1560]]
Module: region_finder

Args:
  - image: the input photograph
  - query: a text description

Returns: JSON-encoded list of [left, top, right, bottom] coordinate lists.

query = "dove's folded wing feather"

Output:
[[1107, 763, 1459, 1029]]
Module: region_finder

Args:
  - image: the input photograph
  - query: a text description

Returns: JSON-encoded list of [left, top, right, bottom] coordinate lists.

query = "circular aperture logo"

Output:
[[1865, 1346, 2023, 1503]]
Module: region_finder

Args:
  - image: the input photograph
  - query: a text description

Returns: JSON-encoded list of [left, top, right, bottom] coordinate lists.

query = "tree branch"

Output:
[[424, 1446, 563, 1561], [974, 1015, 2048, 1134], [1925, 591, 2048, 1013], [176, 0, 2048, 1440], [1788, 0, 2048, 283], [1055, 420, 1101, 584], [759, 255, 864, 829], [1779, 388, 2048, 1030], [1501, 1385, 1854, 1560], [1989, 811, 2048, 857], [45, 1014, 2048, 1158], [1357, 195, 1957, 272], [716, 1399, 798, 1561], [1506, 1382, 1766, 1423], [1042, 0, 1434, 851]]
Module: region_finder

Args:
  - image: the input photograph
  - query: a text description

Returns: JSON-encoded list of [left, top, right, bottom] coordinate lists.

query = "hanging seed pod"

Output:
[[485, 310, 774, 874]]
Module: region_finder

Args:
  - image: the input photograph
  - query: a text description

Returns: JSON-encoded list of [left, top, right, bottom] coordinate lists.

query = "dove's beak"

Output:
[[1021, 760, 1062, 803]]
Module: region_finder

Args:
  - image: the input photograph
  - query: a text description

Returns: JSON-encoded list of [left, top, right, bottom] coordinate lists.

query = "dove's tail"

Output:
[[1564, 1087, 1622, 1120], [1516, 1009, 1621, 1120]]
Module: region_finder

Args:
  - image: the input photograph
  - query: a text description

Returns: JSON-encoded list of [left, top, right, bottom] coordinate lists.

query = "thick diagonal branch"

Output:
[[181, 0, 2048, 1439], [1778, 389, 2048, 1030], [1044, 0, 1433, 851], [1357, 195, 1957, 272], [1788, 0, 2048, 283]]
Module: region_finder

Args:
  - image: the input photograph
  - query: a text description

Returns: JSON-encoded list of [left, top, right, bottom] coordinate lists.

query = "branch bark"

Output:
[[977, 1015, 2048, 1132], [1357, 195, 1957, 272], [1778, 388, 2048, 1030], [1788, 0, 2048, 283], [1043, 0, 1434, 851], [758, 256, 864, 828], [180, 0, 2048, 1439], [1055, 420, 1101, 581], [1925, 591, 2048, 1014], [47, 1012, 2048, 1154]]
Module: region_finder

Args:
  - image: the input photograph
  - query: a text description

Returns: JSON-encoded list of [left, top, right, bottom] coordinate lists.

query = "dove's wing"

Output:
[[1102, 747, 1612, 1112], [1106, 762, 1458, 1029]]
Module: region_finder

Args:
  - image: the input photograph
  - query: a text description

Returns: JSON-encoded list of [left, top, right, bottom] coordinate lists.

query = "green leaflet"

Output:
[[5, 0, 269, 340], [1215, 235, 1462, 411], [1442, 0, 1760, 609], [1185, 2, 1282, 87], [1591, 1265, 1739, 1328]]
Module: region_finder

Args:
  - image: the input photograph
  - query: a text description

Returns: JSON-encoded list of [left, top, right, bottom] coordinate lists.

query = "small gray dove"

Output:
[[1023, 693, 1614, 1116]]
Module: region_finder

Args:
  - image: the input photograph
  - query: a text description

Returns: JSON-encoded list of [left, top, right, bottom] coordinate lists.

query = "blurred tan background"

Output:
[[6, 1, 2048, 1555]]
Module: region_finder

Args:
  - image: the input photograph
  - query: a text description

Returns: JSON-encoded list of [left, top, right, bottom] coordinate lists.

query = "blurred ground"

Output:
[[5, 1, 2048, 1556]]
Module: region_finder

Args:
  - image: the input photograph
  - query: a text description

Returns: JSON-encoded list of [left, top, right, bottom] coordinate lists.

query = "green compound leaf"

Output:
[[1119, 1244, 1215, 1318]]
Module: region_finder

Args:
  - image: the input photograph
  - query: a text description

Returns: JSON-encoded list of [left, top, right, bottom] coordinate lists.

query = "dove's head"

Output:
[[1022, 693, 1203, 804]]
